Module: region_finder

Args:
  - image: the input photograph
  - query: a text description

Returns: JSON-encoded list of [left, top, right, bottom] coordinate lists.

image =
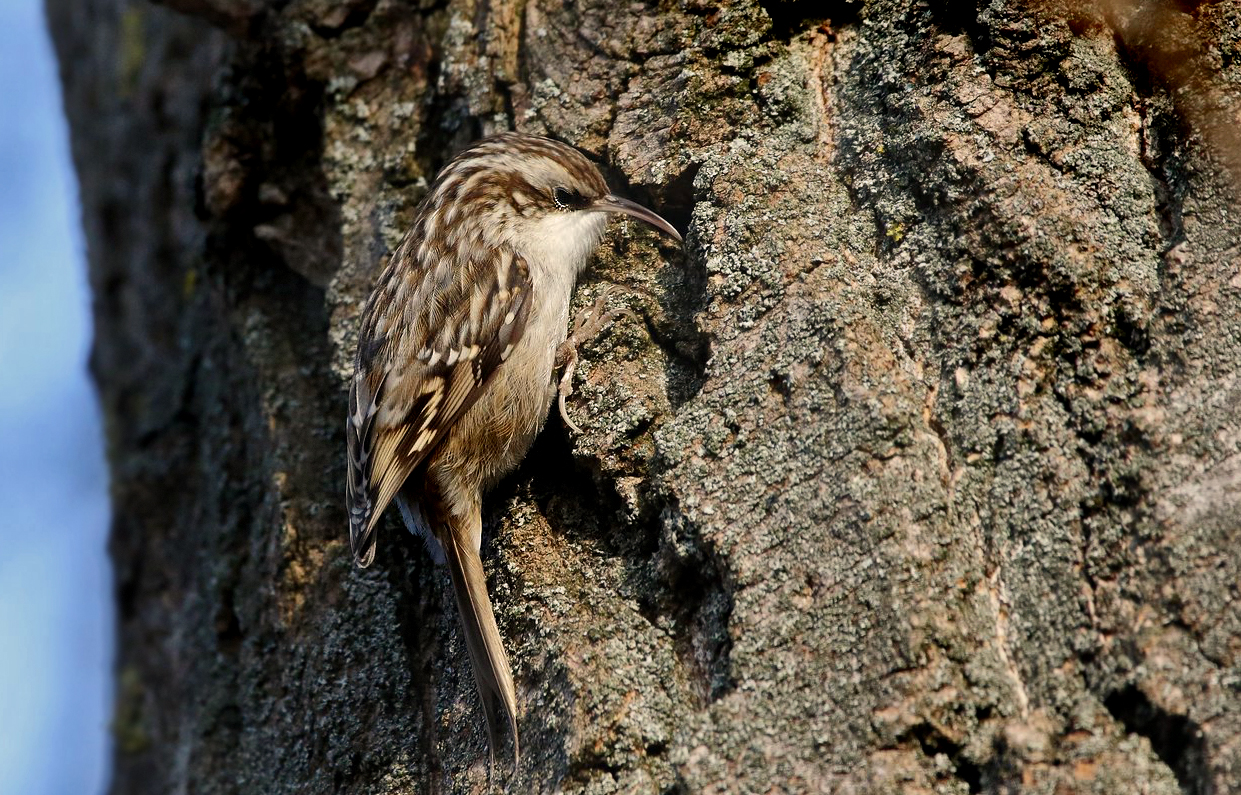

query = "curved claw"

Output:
[[558, 388, 583, 434], [556, 286, 642, 433]]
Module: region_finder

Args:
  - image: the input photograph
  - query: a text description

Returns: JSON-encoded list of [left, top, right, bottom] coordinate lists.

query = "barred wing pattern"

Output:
[[346, 246, 533, 567]]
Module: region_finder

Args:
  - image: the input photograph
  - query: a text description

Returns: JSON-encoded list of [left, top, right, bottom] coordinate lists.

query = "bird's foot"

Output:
[[555, 286, 640, 433]]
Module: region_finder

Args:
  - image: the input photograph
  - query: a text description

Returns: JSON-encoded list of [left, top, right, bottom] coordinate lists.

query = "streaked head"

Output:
[[426, 133, 682, 252]]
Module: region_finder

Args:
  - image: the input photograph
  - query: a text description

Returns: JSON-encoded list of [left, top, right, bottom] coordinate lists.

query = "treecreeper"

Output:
[[344, 132, 682, 765]]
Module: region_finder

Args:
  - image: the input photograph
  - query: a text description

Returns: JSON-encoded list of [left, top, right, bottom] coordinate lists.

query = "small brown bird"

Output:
[[345, 132, 681, 762]]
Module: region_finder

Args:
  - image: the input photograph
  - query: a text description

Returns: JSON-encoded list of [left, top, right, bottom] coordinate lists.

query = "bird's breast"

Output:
[[431, 214, 605, 494], [434, 288, 568, 493]]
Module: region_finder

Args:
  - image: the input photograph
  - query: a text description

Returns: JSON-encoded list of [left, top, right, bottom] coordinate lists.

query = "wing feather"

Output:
[[346, 247, 532, 566]]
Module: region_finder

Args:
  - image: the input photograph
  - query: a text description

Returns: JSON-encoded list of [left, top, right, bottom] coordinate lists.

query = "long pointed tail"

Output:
[[441, 519, 519, 766]]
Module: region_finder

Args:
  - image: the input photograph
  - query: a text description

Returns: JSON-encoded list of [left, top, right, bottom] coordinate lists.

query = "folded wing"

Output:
[[346, 246, 533, 567]]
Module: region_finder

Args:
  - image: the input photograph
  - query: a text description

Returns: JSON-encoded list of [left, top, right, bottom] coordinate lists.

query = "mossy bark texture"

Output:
[[48, 0, 1241, 792]]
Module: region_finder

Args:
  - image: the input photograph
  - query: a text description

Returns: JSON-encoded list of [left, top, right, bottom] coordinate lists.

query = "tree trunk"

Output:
[[48, 0, 1241, 792]]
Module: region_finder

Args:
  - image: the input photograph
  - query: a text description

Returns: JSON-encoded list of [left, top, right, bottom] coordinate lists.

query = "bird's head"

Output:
[[424, 133, 681, 272]]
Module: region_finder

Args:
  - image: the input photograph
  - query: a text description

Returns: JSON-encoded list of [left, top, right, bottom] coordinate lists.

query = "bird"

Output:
[[345, 131, 682, 764]]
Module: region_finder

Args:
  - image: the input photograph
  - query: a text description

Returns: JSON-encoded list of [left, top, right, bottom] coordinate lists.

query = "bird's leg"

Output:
[[555, 286, 640, 433]]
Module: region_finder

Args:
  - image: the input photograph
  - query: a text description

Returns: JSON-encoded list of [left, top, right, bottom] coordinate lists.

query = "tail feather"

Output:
[[441, 520, 519, 766]]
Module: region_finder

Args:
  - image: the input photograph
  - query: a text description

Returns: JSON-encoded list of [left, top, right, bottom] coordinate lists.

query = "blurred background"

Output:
[[0, 0, 112, 793]]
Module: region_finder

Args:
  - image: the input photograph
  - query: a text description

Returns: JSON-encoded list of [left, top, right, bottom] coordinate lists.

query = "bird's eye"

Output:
[[552, 186, 588, 211]]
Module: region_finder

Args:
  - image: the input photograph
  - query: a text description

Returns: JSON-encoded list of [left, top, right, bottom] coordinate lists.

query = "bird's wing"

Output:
[[346, 246, 533, 567]]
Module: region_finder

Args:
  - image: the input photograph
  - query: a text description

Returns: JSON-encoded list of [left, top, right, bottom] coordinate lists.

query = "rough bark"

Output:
[[47, 0, 1241, 792]]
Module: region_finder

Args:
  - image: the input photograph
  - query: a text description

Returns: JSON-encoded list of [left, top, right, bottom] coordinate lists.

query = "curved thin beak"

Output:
[[592, 194, 683, 243]]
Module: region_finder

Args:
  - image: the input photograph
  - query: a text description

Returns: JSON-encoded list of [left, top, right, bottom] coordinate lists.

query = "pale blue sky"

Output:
[[0, 0, 112, 793]]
